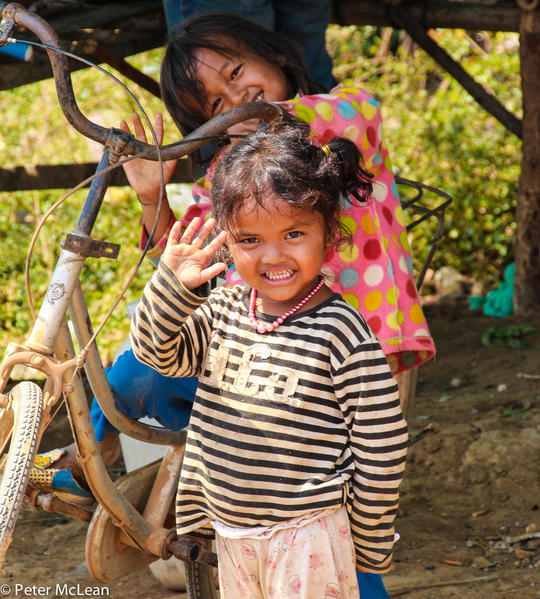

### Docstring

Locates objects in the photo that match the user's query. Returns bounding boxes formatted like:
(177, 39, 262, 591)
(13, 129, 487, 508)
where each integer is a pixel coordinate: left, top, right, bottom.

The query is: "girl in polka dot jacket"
(125, 11, 435, 379)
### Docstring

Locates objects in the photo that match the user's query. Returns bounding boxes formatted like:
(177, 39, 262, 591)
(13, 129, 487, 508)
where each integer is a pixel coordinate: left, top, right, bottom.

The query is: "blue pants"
(162, 0, 337, 91)
(90, 347, 197, 441)
(356, 571, 390, 598)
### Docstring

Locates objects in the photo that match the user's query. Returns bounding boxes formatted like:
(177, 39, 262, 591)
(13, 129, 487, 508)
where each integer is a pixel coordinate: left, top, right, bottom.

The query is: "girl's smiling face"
(193, 45, 289, 135)
(227, 195, 333, 315)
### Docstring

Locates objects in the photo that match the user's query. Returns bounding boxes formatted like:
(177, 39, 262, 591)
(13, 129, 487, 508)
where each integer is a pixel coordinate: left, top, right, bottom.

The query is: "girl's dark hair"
(160, 11, 324, 176)
(210, 115, 373, 248)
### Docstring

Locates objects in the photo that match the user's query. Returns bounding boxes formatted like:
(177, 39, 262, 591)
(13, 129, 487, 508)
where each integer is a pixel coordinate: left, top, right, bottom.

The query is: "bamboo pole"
(389, 7, 522, 139)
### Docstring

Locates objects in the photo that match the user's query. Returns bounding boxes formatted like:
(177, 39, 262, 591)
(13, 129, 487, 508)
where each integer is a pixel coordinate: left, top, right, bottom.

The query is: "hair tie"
(321, 144, 331, 156)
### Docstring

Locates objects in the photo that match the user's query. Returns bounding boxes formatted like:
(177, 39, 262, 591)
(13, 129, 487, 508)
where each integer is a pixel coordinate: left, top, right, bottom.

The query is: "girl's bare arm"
(120, 113, 177, 243)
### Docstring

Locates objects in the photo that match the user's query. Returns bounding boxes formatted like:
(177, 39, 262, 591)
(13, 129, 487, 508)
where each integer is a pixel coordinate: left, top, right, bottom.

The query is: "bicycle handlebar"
(0, 2, 283, 158)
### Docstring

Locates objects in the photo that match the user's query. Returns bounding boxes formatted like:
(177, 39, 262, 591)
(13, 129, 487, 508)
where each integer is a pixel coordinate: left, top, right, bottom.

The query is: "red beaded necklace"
(248, 276, 325, 334)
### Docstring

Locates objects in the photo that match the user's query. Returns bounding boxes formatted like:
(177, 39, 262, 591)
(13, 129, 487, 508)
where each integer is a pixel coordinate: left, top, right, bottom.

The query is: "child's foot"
(28, 433, 121, 506)
(45, 434, 121, 476)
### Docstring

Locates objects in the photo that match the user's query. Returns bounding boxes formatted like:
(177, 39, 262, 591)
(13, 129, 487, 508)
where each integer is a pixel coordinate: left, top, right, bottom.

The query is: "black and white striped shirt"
(131, 263, 408, 572)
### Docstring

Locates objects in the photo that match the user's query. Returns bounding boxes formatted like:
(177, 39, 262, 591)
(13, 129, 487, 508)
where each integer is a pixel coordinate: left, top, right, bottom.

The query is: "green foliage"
(0, 186, 156, 364)
(0, 28, 522, 360)
(327, 26, 521, 284)
(0, 51, 167, 363)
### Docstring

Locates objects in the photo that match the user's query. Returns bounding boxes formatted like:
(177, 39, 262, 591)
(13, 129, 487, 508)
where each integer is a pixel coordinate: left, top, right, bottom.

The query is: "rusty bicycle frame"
(0, 0, 283, 578)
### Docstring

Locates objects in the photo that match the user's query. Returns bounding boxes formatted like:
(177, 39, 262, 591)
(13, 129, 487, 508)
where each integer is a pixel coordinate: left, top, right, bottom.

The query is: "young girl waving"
(130, 119, 408, 598)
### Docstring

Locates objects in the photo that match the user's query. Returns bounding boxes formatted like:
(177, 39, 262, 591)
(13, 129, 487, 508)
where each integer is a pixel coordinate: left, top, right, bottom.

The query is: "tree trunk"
(515, 7, 540, 316)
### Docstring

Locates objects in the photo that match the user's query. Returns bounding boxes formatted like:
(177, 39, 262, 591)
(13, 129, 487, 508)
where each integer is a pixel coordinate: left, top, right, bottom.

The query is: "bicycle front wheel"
(0, 381, 43, 568)
(184, 541, 219, 599)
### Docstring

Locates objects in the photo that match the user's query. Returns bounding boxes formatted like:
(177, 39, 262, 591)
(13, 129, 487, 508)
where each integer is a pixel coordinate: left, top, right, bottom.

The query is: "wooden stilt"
(396, 367, 418, 422)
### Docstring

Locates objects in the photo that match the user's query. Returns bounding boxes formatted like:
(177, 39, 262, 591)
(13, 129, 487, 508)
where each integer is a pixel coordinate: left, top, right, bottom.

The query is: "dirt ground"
(2, 302, 539, 598)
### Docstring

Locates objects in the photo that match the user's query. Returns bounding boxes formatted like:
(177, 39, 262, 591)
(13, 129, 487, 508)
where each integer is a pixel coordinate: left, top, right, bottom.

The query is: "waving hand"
(163, 218, 228, 290)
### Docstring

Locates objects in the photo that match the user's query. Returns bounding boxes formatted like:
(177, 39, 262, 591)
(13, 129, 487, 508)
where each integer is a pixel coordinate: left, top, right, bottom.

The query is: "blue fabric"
(483, 263, 515, 318)
(162, 0, 336, 90)
(468, 263, 515, 318)
(273, 0, 336, 91)
(50, 469, 93, 500)
(90, 347, 197, 442)
(356, 571, 390, 599)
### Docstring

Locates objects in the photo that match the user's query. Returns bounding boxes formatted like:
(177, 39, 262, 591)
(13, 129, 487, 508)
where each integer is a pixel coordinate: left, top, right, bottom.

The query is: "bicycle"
(0, 2, 451, 596)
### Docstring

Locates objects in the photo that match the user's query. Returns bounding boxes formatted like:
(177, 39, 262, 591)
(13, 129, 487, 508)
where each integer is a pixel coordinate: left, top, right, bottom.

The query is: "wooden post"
(396, 367, 418, 422)
(514, 3, 540, 315)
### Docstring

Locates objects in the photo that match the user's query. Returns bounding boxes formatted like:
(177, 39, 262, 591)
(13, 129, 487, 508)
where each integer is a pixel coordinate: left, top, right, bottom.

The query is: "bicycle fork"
(0, 148, 169, 560)
(0, 142, 214, 570)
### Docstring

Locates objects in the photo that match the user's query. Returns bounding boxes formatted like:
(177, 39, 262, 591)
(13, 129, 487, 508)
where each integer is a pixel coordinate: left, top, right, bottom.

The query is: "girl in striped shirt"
(131, 117, 408, 598)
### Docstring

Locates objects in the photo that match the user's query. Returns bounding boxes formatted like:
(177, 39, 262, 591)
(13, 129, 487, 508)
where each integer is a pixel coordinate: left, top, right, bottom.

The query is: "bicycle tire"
(149, 547, 219, 595)
(184, 540, 219, 599)
(0, 381, 43, 568)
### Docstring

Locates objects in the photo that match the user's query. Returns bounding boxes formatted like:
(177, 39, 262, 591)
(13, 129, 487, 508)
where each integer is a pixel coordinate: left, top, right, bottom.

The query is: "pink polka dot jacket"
(142, 86, 435, 374)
